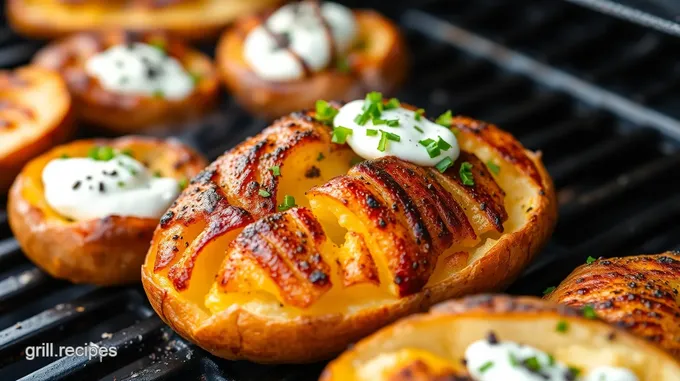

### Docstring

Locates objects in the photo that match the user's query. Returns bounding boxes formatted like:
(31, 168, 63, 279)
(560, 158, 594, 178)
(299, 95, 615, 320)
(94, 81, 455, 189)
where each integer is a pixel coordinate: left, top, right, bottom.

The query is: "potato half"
(216, 9, 408, 119)
(0, 66, 75, 195)
(320, 295, 680, 380)
(32, 31, 219, 134)
(142, 104, 557, 362)
(546, 252, 680, 360)
(7, 0, 280, 41)
(8, 136, 206, 285)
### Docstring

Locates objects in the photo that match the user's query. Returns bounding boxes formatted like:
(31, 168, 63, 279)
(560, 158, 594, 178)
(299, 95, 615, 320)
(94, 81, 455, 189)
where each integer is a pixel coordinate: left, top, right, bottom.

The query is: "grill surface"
(1, 0, 680, 380)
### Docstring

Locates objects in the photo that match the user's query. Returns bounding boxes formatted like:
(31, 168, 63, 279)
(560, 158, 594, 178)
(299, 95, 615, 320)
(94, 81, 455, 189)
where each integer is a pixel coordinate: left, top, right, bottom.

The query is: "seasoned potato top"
(144, 99, 555, 317)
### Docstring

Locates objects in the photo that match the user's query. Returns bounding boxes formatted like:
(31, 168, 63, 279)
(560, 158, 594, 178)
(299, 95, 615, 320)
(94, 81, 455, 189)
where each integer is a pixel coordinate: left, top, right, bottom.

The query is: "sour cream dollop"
(85, 42, 194, 100)
(243, 1, 357, 81)
(465, 338, 639, 381)
(42, 155, 180, 221)
(333, 99, 460, 167)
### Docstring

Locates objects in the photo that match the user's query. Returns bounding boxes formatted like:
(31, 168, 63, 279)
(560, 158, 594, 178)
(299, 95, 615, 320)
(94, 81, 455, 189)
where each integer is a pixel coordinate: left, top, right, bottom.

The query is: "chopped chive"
(314, 100, 339, 125)
(568, 366, 582, 378)
(278, 195, 296, 211)
(153, 170, 162, 178)
(435, 156, 454, 173)
(384, 98, 400, 109)
(60, 154, 70, 159)
(117, 181, 125, 188)
(543, 286, 556, 295)
(478, 361, 494, 373)
(120, 148, 134, 158)
(317, 152, 325, 161)
(152, 90, 164, 99)
(586, 256, 597, 264)
(582, 305, 597, 319)
(366, 129, 378, 136)
(382, 130, 400, 142)
(547, 354, 555, 366)
(556, 320, 569, 333)
(336, 57, 351, 73)
(435, 110, 453, 127)
(190, 72, 202, 85)
(509, 353, 519, 367)
(269, 166, 281, 177)
(459, 161, 474, 186)
(331, 126, 353, 144)
(523, 356, 541, 372)
(149, 39, 166, 54)
(366, 91, 382, 104)
(436, 136, 452, 150)
(486, 160, 501, 175)
(377, 131, 388, 152)
(414, 125, 424, 133)
(178, 177, 188, 190)
(354, 112, 371, 126)
(373, 118, 399, 127)
(258, 188, 271, 198)
(88, 146, 115, 161)
(419, 138, 440, 158)
(414, 108, 425, 121)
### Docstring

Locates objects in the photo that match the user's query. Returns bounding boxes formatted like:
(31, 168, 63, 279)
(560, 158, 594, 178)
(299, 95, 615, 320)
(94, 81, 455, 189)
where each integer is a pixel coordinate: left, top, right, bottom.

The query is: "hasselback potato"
(320, 295, 680, 380)
(142, 100, 557, 362)
(546, 252, 680, 360)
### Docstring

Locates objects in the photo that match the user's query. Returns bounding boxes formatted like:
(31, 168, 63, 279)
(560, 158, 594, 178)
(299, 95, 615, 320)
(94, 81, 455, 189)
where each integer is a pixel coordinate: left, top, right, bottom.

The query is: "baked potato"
(546, 252, 680, 360)
(8, 136, 206, 285)
(32, 31, 219, 134)
(142, 97, 557, 363)
(0, 66, 75, 194)
(217, 2, 408, 119)
(7, 0, 280, 41)
(320, 294, 680, 380)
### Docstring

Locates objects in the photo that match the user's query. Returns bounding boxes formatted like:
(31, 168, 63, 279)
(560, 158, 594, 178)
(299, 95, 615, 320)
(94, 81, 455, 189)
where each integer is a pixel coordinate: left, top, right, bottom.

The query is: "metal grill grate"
(1, 0, 680, 380)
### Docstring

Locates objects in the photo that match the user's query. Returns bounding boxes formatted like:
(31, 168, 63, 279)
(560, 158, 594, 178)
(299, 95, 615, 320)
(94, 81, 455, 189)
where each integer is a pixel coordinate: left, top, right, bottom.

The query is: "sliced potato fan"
(0, 66, 75, 194)
(320, 295, 680, 381)
(7, 0, 279, 40)
(142, 103, 557, 362)
(546, 252, 680, 360)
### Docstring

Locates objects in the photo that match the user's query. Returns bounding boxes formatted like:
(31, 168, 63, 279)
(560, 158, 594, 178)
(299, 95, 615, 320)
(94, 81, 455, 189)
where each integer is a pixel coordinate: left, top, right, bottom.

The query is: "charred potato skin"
(142, 110, 557, 363)
(216, 10, 408, 120)
(7, 0, 280, 41)
(32, 31, 219, 134)
(0, 67, 76, 194)
(8, 136, 207, 285)
(546, 253, 680, 359)
(320, 295, 680, 381)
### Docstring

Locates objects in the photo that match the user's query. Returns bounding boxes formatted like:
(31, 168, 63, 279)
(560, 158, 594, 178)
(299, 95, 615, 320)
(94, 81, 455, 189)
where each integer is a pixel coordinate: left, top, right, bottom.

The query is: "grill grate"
(1, 0, 680, 380)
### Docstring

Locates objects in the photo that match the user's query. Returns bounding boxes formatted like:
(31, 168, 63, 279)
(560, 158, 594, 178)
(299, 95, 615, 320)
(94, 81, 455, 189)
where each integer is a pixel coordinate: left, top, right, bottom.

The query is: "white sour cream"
(465, 338, 639, 381)
(85, 42, 194, 100)
(243, 1, 357, 81)
(42, 155, 180, 221)
(333, 100, 460, 167)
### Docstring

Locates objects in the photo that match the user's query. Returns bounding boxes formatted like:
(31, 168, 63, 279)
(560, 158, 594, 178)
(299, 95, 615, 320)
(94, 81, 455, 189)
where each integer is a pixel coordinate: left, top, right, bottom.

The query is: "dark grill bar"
(1, 0, 679, 380)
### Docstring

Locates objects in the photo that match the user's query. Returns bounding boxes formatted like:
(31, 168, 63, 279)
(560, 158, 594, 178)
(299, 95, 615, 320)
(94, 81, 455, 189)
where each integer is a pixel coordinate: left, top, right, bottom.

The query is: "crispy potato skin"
(7, 0, 280, 41)
(321, 295, 680, 381)
(216, 10, 408, 120)
(0, 67, 75, 194)
(32, 31, 219, 134)
(8, 137, 206, 285)
(142, 106, 557, 363)
(546, 253, 680, 359)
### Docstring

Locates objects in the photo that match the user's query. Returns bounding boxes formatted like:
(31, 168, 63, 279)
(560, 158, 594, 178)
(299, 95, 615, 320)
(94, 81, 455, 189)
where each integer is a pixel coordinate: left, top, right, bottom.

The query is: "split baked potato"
(32, 31, 219, 134)
(546, 252, 680, 360)
(217, 6, 408, 119)
(7, 0, 280, 41)
(320, 294, 680, 380)
(142, 100, 557, 363)
(0, 66, 75, 195)
(8, 136, 206, 285)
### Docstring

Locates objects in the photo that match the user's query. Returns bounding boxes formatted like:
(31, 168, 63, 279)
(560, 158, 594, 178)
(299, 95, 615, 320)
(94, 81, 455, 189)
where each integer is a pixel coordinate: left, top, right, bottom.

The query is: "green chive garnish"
(556, 320, 569, 333)
(414, 125, 424, 133)
(366, 129, 378, 136)
(278, 195, 296, 211)
(414, 108, 425, 121)
(190, 72, 202, 85)
(152, 90, 164, 99)
(459, 161, 474, 186)
(178, 177, 188, 190)
(582, 305, 597, 319)
(523, 356, 541, 371)
(487, 160, 501, 175)
(478, 361, 494, 373)
(60, 154, 70, 159)
(543, 286, 556, 295)
(153, 170, 162, 178)
(88, 146, 115, 161)
(331, 126, 353, 144)
(435, 157, 454, 173)
(586, 256, 597, 264)
(377, 131, 388, 152)
(269, 166, 281, 177)
(258, 188, 271, 198)
(149, 39, 166, 54)
(435, 110, 453, 126)
(419, 138, 440, 158)
(317, 152, 325, 161)
(384, 98, 400, 109)
(436, 136, 452, 150)
(314, 100, 339, 125)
